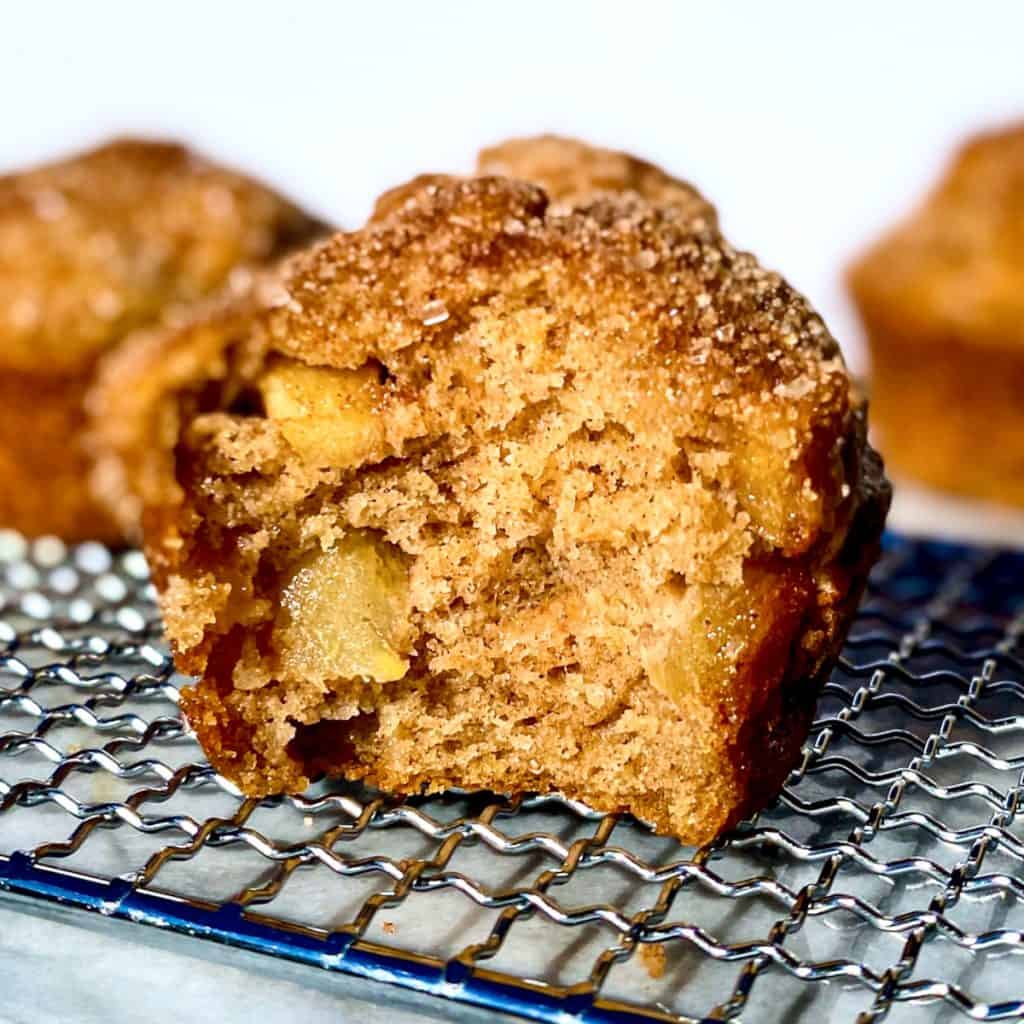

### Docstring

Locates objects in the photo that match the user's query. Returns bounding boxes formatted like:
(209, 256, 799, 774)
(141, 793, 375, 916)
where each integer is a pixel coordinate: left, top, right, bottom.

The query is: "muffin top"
(0, 138, 323, 372)
(850, 120, 1024, 351)
(93, 169, 860, 561)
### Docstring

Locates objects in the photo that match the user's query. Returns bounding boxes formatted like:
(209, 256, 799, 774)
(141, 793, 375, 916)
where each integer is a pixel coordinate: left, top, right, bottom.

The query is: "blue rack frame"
(0, 851, 665, 1023)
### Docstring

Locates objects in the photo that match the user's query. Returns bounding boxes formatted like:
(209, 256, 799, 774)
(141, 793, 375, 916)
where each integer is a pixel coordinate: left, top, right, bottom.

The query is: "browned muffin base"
(0, 367, 122, 542)
(868, 327, 1024, 507)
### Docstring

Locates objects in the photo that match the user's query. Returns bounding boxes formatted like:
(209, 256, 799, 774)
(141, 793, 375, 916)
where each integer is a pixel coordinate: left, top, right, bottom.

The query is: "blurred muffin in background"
(373, 134, 719, 227)
(476, 134, 719, 219)
(0, 138, 326, 543)
(848, 121, 1024, 507)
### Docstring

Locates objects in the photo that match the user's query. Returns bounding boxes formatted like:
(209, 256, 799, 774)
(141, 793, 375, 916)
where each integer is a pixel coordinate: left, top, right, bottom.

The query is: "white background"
(3, 0, 1023, 374)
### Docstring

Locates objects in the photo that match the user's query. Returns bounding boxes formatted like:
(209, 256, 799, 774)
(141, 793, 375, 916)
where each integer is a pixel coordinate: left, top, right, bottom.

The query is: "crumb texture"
(94, 137, 888, 841)
(640, 944, 667, 980)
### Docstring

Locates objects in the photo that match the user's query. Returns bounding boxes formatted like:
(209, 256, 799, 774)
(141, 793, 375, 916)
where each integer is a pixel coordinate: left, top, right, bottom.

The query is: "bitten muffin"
(0, 138, 325, 542)
(91, 141, 889, 842)
(849, 121, 1024, 506)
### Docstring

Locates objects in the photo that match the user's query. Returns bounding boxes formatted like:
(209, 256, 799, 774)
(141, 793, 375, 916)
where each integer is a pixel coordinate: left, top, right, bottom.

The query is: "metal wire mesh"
(1, 531, 1023, 1023)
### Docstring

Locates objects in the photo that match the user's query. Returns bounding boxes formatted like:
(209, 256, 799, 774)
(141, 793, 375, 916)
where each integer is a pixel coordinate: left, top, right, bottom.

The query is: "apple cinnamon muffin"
(91, 145, 888, 841)
(0, 138, 324, 542)
(849, 121, 1024, 506)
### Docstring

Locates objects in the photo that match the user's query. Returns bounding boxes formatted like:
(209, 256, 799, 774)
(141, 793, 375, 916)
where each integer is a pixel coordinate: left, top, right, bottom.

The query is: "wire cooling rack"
(1, 533, 1023, 1023)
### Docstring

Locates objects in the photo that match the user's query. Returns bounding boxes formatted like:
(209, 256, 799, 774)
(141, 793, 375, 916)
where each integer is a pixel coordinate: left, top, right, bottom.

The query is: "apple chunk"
(259, 358, 388, 467)
(278, 532, 410, 684)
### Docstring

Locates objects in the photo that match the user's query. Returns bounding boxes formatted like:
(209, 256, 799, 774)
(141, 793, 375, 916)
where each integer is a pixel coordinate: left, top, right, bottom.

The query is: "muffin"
(90, 141, 889, 842)
(0, 137, 325, 542)
(849, 120, 1024, 506)
(374, 134, 718, 223)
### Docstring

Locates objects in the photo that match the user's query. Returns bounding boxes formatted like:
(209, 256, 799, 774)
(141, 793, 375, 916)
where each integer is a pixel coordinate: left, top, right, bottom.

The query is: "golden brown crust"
(849, 121, 1024, 504)
(0, 138, 325, 540)
(93, 151, 888, 841)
